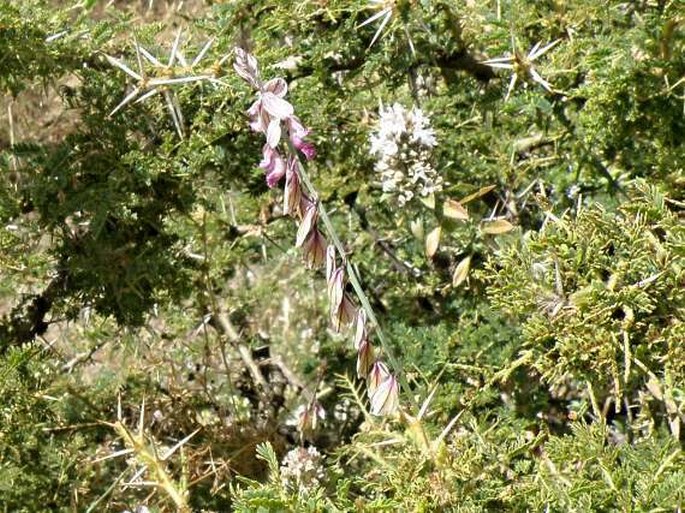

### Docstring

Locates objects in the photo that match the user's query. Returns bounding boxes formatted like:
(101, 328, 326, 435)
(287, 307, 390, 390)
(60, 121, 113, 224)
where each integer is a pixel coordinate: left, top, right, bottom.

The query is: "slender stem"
(290, 147, 418, 412)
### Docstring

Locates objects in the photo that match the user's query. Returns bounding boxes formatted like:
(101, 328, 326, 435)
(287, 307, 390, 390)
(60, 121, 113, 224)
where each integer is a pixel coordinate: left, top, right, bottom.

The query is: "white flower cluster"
(369, 103, 442, 206)
(280, 446, 326, 494)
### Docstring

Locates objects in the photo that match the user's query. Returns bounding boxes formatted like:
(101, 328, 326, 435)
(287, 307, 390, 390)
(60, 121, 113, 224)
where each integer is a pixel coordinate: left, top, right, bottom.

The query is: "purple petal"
(287, 116, 309, 138)
(263, 78, 288, 97)
(261, 92, 294, 119)
(266, 118, 282, 148)
(248, 101, 269, 133)
(265, 155, 286, 187)
(298, 141, 317, 160)
(259, 144, 276, 169)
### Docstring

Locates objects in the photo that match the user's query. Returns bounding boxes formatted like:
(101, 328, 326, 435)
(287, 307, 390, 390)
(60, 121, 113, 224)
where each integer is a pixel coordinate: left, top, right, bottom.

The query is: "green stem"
(290, 147, 418, 412)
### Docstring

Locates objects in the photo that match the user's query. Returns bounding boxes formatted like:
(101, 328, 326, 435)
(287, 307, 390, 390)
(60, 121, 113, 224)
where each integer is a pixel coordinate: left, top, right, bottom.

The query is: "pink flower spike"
(370, 375, 400, 417)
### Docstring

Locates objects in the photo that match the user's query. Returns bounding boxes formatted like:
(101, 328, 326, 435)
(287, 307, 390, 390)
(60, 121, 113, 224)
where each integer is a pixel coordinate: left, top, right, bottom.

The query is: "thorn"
(192, 37, 215, 67)
(104, 54, 142, 81)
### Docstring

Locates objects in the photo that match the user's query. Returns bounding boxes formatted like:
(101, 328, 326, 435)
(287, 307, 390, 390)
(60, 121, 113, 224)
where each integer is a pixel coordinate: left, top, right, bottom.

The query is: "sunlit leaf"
(443, 199, 469, 220)
(420, 193, 436, 210)
(452, 255, 471, 287)
(425, 226, 441, 257)
(460, 185, 496, 204)
(481, 219, 514, 234)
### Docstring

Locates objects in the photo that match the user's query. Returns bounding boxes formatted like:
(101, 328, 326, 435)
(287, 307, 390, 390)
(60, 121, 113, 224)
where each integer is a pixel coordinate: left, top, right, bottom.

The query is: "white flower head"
(280, 446, 326, 494)
(369, 103, 441, 206)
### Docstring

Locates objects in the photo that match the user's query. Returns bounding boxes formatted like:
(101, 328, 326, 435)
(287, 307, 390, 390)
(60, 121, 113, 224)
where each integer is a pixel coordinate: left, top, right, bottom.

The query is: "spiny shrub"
(485, 185, 685, 434)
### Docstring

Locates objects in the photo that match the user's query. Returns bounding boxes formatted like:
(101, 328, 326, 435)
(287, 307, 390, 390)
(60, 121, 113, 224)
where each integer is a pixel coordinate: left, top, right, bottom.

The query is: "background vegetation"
(0, 0, 683, 511)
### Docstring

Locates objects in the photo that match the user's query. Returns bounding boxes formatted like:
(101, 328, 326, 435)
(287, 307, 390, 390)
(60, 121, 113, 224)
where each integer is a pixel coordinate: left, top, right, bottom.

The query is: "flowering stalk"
(234, 48, 416, 416)
(291, 148, 415, 410)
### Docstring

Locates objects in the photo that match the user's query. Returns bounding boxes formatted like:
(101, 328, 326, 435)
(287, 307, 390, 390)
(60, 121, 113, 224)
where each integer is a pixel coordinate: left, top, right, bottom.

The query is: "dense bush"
(0, 0, 683, 511)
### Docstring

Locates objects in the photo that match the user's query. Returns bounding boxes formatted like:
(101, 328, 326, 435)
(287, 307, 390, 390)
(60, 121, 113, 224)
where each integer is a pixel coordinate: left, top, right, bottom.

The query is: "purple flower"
(287, 116, 317, 160)
(298, 141, 317, 161)
(260, 145, 286, 188)
(247, 78, 294, 148)
(235, 48, 317, 186)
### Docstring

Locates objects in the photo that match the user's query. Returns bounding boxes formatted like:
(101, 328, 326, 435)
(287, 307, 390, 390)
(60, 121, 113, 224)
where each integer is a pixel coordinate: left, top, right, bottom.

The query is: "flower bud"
(233, 47, 260, 89)
(367, 361, 390, 398)
(331, 293, 355, 332)
(370, 375, 399, 416)
(283, 157, 302, 217)
(296, 202, 318, 248)
(353, 309, 367, 348)
(326, 246, 336, 284)
(302, 229, 326, 269)
(356, 338, 374, 379)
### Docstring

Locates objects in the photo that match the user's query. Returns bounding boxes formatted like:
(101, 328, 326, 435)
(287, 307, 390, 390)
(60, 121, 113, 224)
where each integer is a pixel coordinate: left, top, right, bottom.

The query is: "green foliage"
(0, 346, 118, 512)
(484, 185, 685, 427)
(0, 0, 683, 511)
(516, 422, 685, 511)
